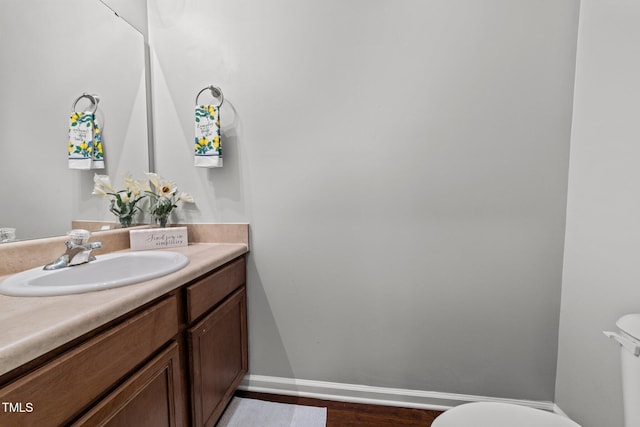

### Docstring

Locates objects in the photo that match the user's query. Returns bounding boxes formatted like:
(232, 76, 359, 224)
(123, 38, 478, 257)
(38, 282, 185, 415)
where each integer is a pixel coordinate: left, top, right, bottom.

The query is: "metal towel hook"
(195, 85, 224, 108)
(72, 93, 99, 114)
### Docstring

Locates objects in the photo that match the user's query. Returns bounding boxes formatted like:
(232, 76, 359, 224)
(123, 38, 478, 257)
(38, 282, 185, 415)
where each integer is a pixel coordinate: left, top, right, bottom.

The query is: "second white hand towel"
(68, 111, 104, 169)
(194, 105, 222, 168)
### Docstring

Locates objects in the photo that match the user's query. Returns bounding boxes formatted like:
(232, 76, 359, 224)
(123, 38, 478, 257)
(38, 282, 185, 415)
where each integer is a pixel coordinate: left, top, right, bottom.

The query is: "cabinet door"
(188, 287, 247, 427)
(72, 341, 187, 427)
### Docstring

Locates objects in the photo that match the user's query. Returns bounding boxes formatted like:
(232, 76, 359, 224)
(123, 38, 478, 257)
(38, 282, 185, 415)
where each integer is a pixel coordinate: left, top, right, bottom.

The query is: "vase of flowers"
(92, 173, 145, 228)
(145, 173, 194, 228)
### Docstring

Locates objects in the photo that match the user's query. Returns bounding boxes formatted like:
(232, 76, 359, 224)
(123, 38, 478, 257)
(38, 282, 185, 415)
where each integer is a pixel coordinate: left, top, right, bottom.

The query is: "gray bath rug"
(216, 397, 327, 427)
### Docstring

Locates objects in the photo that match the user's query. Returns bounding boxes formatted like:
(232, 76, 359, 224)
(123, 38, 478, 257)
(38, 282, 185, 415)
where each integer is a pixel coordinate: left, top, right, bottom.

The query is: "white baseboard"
(238, 374, 557, 413)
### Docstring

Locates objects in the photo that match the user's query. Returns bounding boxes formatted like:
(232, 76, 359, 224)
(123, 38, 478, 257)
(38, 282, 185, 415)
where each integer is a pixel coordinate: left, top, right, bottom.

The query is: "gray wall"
(556, 1, 640, 426)
(149, 0, 580, 404)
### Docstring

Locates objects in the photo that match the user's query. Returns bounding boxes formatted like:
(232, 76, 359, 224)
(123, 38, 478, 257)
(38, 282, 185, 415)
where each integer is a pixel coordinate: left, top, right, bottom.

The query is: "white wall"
(556, 1, 640, 426)
(149, 0, 579, 403)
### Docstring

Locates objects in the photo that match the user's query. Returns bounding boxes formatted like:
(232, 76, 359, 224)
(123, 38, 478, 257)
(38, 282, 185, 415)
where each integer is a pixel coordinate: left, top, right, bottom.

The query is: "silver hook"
(72, 93, 99, 114)
(195, 85, 224, 108)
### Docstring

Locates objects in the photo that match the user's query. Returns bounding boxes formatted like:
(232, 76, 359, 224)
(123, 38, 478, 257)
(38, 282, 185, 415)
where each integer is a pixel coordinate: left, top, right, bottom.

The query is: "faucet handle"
(67, 229, 91, 245)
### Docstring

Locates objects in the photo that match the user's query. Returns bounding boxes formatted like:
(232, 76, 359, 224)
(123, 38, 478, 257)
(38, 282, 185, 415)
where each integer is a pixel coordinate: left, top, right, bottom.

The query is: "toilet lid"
(432, 402, 581, 427)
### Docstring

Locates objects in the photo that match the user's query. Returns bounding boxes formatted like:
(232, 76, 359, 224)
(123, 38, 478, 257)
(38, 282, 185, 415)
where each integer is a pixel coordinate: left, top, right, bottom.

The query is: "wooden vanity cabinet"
(186, 257, 248, 427)
(0, 254, 248, 427)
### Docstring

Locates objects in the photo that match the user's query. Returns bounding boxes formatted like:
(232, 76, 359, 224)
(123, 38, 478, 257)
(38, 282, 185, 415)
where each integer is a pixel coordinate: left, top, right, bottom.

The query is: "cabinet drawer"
(186, 256, 245, 323)
(0, 296, 179, 427)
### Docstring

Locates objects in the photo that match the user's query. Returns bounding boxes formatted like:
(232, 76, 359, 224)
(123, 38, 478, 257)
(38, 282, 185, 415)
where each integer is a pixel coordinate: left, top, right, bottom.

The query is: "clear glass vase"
(118, 215, 133, 228)
(154, 214, 170, 228)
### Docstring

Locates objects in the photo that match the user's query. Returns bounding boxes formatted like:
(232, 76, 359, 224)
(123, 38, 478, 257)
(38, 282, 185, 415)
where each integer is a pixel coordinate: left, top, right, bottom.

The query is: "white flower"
(145, 172, 177, 197)
(159, 182, 177, 197)
(92, 174, 115, 196)
(177, 192, 195, 203)
(134, 180, 147, 197)
(123, 173, 145, 197)
(123, 173, 135, 192)
(145, 172, 160, 191)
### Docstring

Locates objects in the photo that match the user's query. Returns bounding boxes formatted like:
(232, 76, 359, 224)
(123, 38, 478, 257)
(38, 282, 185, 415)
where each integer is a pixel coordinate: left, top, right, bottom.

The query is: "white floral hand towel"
(194, 105, 222, 168)
(68, 111, 104, 170)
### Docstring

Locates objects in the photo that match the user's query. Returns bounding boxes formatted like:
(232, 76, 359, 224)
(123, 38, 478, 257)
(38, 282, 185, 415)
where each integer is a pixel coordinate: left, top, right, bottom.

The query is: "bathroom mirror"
(0, 0, 151, 241)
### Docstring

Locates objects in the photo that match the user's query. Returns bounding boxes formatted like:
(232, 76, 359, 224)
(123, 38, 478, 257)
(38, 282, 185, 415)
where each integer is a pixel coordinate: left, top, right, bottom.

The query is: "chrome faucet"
(44, 230, 103, 270)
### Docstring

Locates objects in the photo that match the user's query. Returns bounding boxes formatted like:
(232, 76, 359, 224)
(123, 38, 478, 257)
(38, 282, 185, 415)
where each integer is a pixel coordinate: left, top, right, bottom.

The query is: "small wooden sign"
(129, 227, 188, 250)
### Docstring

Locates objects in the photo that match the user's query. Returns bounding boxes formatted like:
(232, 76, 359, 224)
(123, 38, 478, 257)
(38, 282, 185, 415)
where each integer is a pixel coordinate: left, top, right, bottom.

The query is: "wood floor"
(235, 391, 444, 427)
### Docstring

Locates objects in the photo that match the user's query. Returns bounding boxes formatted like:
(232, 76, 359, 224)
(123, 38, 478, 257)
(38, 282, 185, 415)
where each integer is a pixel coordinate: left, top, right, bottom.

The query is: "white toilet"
(435, 312, 640, 427)
(432, 401, 580, 427)
(604, 313, 640, 427)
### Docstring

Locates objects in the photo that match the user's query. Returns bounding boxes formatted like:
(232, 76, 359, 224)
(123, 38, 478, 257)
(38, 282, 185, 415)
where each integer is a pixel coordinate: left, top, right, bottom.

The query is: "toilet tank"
(610, 314, 640, 427)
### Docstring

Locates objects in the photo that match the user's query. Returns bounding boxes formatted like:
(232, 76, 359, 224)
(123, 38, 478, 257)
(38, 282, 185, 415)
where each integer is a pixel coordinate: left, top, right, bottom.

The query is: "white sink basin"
(0, 251, 189, 297)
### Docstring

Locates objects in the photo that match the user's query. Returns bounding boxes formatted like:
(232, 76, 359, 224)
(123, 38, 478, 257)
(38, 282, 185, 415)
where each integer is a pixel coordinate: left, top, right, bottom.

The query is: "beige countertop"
(0, 242, 248, 377)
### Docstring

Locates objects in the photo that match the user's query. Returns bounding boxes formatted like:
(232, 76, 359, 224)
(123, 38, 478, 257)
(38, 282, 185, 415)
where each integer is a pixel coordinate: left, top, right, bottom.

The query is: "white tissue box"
(129, 227, 188, 250)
